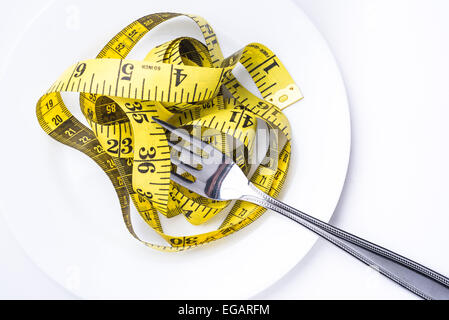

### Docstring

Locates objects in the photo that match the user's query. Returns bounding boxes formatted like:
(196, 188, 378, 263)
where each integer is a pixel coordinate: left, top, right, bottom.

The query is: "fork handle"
(242, 183, 449, 300)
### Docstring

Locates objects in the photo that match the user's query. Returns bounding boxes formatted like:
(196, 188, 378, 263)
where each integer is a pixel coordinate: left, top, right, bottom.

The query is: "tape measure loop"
(36, 12, 301, 251)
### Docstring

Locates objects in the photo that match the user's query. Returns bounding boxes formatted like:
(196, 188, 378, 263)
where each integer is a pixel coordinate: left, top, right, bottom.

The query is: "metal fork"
(153, 117, 449, 300)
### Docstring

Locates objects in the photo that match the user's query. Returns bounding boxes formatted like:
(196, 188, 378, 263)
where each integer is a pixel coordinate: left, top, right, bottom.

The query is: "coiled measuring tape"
(36, 12, 303, 251)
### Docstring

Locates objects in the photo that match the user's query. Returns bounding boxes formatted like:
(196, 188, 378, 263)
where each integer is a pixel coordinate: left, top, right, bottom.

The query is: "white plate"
(0, 0, 350, 299)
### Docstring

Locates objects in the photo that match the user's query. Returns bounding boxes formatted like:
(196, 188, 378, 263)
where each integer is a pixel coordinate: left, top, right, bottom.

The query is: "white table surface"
(2, 0, 449, 299)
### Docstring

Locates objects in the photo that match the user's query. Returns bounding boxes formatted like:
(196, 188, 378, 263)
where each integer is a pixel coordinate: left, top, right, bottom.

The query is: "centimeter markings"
(48, 116, 128, 196)
(36, 12, 298, 251)
(63, 64, 219, 104)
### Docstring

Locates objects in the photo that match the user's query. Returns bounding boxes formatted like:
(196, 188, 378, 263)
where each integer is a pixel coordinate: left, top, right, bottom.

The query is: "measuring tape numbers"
(36, 12, 303, 251)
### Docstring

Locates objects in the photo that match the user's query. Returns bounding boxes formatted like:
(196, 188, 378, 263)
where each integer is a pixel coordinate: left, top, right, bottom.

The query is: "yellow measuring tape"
(36, 12, 303, 251)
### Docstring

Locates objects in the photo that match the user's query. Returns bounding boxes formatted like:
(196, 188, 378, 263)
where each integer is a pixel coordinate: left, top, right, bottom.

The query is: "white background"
(1, 0, 449, 299)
